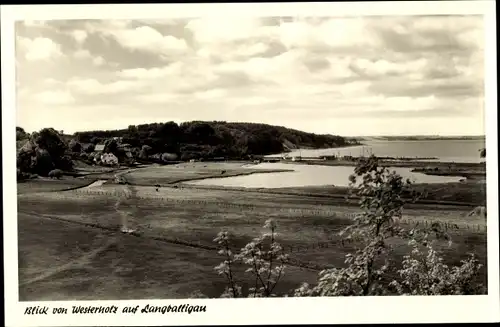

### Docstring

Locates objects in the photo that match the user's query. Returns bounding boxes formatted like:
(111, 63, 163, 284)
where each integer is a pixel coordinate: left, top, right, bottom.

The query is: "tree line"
(16, 122, 358, 178)
(73, 121, 358, 161)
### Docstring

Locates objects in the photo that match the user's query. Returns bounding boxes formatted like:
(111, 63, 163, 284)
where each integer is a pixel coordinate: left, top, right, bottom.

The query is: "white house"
(101, 153, 119, 166)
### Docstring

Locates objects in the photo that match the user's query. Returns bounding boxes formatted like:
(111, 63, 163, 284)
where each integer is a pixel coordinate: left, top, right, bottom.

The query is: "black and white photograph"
(2, 1, 499, 326)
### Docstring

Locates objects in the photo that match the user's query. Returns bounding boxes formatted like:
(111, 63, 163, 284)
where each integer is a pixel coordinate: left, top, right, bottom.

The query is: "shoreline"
(18, 157, 486, 207)
(277, 158, 485, 168)
(166, 168, 295, 185)
(81, 158, 486, 188)
(272, 159, 485, 178)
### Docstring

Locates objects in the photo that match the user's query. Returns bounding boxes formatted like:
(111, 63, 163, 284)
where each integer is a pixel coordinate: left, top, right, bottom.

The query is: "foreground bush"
(389, 239, 484, 295)
(210, 156, 485, 297)
(214, 218, 288, 298)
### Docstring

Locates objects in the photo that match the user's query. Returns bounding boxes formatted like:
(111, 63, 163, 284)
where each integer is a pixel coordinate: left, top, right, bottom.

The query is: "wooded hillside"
(73, 121, 358, 160)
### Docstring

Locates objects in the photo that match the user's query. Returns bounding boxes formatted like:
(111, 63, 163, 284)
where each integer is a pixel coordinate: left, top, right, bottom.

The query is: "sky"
(15, 15, 485, 136)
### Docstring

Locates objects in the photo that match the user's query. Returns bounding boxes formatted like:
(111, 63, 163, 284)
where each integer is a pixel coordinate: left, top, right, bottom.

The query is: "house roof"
(95, 144, 105, 151)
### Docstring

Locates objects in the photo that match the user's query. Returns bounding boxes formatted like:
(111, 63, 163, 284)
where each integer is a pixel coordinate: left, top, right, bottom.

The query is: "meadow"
(123, 162, 293, 185)
(17, 162, 487, 300)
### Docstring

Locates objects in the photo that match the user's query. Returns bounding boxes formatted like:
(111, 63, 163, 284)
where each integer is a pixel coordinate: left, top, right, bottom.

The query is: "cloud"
(367, 15, 483, 56)
(276, 17, 381, 51)
(93, 56, 105, 66)
(116, 59, 221, 95)
(96, 24, 189, 56)
(15, 16, 486, 136)
(184, 17, 281, 62)
(193, 88, 227, 100)
(22, 20, 49, 28)
(117, 63, 182, 79)
(350, 57, 428, 79)
(186, 17, 266, 44)
(17, 36, 63, 61)
(67, 78, 146, 95)
(33, 90, 75, 105)
(43, 78, 60, 86)
(71, 49, 105, 66)
(135, 93, 183, 104)
(117, 26, 188, 52)
(74, 49, 92, 59)
(71, 29, 88, 45)
(226, 42, 270, 58)
(368, 74, 483, 98)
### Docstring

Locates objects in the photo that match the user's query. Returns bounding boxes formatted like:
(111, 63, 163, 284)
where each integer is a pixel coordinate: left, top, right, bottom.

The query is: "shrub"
(115, 176, 127, 184)
(17, 144, 34, 172)
(104, 139, 118, 154)
(32, 148, 55, 176)
(54, 155, 74, 172)
(16, 128, 73, 176)
(139, 145, 152, 159)
(161, 152, 178, 162)
(389, 239, 484, 295)
(34, 128, 67, 159)
(83, 143, 95, 153)
(48, 169, 63, 179)
(69, 139, 82, 153)
(17, 168, 32, 181)
(16, 127, 28, 141)
(213, 219, 288, 298)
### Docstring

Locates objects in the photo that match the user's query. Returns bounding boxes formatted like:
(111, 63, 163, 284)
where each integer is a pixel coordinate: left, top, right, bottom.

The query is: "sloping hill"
(70, 121, 358, 159)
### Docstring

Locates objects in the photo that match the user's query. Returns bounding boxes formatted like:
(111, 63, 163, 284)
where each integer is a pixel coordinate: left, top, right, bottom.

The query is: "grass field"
(17, 178, 96, 194)
(17, 163, 488, 300)
(273, 181, 487, 206)
(18, 212, 320, 300)
(123, 162, 292, 185)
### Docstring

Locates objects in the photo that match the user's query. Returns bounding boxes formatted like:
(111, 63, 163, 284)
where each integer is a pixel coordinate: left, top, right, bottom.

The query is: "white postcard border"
(2, 2, 499, 326)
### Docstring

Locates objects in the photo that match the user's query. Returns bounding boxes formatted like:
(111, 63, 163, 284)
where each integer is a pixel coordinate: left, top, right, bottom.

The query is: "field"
(17, 162, 487, 300)
(273, 181, 487, 207)
(123, 162, 293, 185)
(17, 178, 96, 194)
